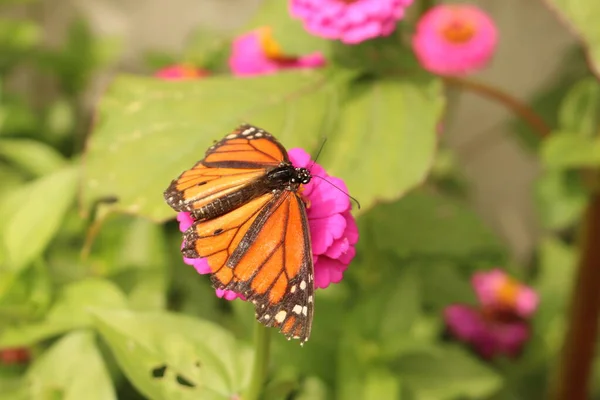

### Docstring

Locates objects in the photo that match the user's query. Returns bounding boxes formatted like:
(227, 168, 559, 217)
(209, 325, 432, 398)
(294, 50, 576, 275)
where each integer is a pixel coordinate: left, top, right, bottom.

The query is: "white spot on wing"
(308, 295, 313, 303)
(255, 132, 263, 137)
(275, 310, 287, 323)
(290, 285, 296, 293)
(293, 305, 302, 314)
(300, 280, 307, 290)
(263, 314, 270, 320)
(226, 133, 237, 139)
(241, 127, 255, 136)
(302, 306, 307, 316)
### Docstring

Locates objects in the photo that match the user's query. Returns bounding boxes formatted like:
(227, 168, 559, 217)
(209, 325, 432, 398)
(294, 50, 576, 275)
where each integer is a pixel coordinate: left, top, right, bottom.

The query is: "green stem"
(244, 322, 271, 400)
(552, 191, 600, 400)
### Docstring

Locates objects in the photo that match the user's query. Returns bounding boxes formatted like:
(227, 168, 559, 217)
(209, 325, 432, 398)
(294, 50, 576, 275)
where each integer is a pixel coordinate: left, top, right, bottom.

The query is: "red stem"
(443, 76, 551, 139)
(553, 191, 600, 399)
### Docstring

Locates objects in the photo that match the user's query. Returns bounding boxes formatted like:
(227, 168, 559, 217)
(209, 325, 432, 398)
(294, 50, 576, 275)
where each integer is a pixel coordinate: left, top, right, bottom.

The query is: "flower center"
(495, 277, 521, 309)
(179, 64, 208, 78)
(440, 17, 476, 43)
(258, 27, 298, 63)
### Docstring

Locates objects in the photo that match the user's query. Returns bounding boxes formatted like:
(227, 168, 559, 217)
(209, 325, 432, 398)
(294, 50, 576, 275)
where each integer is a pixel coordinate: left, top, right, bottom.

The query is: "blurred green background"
(1, 0, 600, 399)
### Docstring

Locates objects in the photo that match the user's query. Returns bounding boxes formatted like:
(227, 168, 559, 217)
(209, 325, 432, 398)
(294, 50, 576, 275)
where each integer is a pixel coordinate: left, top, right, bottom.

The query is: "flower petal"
(314, 255, 348, 289)
(412, 4, 498, 76)
(290, 0, 413, 45)
(216, 288, 245, 301)
(310, 214, 347, 255)
(177, 212, 194, 232)
(183, 254, 212, 275)
(444, 304, 486, 342)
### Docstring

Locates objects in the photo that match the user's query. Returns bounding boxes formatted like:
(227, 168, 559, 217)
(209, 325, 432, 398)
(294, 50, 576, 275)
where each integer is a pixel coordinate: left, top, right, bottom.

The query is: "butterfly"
(164, 124, 315, 343)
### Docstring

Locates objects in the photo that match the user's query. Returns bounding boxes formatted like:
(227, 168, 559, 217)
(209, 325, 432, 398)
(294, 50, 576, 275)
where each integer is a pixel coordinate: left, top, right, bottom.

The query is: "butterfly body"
(192, 163, 311, 221)
(164, 124, 315, 343)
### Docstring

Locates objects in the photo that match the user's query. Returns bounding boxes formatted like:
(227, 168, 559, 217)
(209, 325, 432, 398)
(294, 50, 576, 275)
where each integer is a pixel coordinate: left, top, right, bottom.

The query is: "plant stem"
(553, 191, 600, 400)
(443, 76, 551, 139)
(244, 322, 271, 400)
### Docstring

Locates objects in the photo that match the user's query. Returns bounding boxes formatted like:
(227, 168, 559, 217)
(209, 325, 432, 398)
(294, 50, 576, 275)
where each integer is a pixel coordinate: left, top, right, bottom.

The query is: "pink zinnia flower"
(229, 27, 325, 76)
(472, 269, 538, 318)
(177, 148, 358, 299)
(155, 64, 210, 80)
(444, 305, 530, 359)
(444, 269, 538, 359)
(412, 4, 498, 76)
(288, 148, 358, 289)
(290, 0, 413, 45)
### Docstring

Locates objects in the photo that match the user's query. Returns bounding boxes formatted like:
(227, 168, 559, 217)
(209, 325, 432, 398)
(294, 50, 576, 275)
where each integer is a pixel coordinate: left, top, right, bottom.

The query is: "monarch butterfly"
(164, 124, 316, 343)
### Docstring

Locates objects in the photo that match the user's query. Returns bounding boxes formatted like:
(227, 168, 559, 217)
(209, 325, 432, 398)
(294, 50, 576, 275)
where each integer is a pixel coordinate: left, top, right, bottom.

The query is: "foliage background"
(1, 0, 599, 399)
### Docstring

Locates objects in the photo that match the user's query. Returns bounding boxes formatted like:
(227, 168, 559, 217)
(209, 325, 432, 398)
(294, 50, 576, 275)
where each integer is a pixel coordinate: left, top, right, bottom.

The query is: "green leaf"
(544, 0, 600, 78)
(0, 259, 52, 320)
(558, 77, 600, 137)
(364, 369, 401, 400)
(0, 138, 66, 177)
(541, 132, 600, 168)
(0, 375, 28, 400)
(0, 278, 128, 347)
(359, 190, 505, 259)
(82, 71, 345, 221)
(533, 237, 577, 336)
(393, 346, 503, 399)
(320, 77, 443, 210)
(0, 19, 40, 55)
(420, 261, 477, 312)
(26, 330, 116, 400)
(380, 267, 421, 343)
(93, 310, 252, 400)
(102, 216, 169, 311)
(0, 165, 78, 272)
(295, 377, 329, 400)
(535, 170, 587, 230)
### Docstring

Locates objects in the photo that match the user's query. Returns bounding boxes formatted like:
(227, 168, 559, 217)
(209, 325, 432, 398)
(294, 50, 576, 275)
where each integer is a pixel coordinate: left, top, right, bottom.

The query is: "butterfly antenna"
(308, 138, 328, 172)
(312, 175, 361, 210)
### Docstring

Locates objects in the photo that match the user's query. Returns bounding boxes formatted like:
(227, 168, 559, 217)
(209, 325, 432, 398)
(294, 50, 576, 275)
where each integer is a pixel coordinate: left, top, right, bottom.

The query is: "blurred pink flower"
(445, 305, 530, 359)
(155, 64, 210, 80)
(444, 269, 538, 359)
(472, 269, 538, 318)
(177, 148, 358, 299)
(229, 27, 325, 76)
(290, 0, 413, 44)
(412, 4, 498, 76)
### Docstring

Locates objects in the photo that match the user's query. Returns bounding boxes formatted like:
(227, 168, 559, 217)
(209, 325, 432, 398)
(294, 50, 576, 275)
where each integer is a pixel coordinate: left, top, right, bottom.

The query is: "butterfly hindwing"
(220, 191, 313, 342)
(183, 190, 314, 342)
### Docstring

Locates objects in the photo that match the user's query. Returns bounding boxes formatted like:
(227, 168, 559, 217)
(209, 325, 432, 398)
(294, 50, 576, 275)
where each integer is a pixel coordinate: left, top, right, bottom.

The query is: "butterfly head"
(293, 167, 312, 185)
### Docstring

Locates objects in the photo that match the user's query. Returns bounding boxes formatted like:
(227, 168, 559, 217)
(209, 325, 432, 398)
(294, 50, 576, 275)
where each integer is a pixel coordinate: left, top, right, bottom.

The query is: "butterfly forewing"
(165, 123, 315, 343)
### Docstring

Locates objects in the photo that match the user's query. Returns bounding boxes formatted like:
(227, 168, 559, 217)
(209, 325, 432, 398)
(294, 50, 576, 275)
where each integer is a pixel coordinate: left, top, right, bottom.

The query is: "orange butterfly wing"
(183, 191, 314, 342)
(165, 124, 315, 343)
(164, 124, 287, 217)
